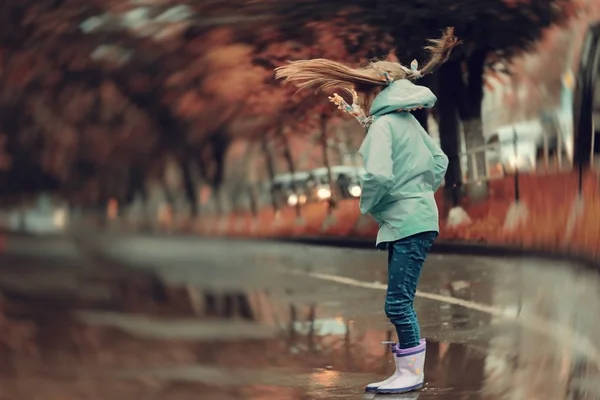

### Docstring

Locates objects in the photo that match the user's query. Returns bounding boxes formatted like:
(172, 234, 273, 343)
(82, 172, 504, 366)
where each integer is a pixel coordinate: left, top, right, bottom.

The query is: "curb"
(266, 236, 600, 270)
(81, 229, 600, 270)
(5, 229, 598, 271)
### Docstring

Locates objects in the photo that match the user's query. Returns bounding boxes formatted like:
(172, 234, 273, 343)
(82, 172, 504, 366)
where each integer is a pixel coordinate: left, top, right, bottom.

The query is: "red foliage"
(196, 171, 600, 260)
(246, 14, 393, 136)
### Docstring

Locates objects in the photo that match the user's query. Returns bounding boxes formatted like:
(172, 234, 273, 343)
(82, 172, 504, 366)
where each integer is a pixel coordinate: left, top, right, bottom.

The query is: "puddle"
(1, 250, 600, 399)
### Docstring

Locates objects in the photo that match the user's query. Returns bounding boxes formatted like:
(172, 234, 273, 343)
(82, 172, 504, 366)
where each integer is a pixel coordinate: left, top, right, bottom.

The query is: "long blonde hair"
(275, 27, 459, 110)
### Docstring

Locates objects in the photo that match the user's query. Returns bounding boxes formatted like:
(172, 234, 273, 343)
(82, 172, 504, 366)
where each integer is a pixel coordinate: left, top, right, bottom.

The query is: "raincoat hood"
(369, 79, 437, 117)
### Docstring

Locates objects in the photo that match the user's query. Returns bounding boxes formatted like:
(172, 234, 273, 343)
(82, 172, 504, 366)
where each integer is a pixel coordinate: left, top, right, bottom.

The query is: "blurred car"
(271, 172, 311, 207)
(4, 195, 69, 235)
(306, 165, 365, 202)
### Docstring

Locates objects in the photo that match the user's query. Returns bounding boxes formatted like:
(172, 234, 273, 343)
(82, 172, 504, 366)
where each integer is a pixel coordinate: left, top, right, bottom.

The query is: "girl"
(275, 28, 458, 394)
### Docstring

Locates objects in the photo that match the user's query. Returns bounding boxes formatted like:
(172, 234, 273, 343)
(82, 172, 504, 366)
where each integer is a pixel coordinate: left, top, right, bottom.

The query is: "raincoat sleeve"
(418, 129, 448, 191)
(358, 120, 395, 215)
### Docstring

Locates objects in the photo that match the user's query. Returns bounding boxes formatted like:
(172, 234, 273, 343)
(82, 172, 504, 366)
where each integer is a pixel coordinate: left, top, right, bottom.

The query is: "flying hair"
(274, 27, 460, 127)
(275, 27, 459, 93)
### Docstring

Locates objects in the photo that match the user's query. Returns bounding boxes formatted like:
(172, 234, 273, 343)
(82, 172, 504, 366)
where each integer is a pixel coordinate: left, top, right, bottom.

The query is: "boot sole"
(375, 383, 423, 394)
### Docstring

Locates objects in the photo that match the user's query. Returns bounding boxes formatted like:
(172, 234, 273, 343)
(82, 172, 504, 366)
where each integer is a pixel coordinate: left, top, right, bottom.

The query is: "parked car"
(306, 165, 365, 202)
(3, 195, 69, 235)
(271, 172, 311, 207)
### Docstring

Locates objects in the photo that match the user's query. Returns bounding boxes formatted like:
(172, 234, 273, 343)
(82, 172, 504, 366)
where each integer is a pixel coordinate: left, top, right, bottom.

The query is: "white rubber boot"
(364, 341, 400, 393)
(375, 339, 426, 394)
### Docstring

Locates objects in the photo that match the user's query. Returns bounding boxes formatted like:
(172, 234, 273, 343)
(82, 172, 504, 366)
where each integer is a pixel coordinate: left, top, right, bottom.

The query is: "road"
(0, 233, 599, 399)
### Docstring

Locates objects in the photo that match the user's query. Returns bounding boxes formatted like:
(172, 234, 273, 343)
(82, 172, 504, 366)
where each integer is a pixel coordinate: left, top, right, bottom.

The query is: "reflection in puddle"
(1, 264, 600, 400)
(293, 316, 347, 336)
(368, 393, 421, 400)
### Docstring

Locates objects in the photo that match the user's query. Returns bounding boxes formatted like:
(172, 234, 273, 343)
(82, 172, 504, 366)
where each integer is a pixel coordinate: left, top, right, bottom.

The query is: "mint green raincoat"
(358, 79, 449, 247)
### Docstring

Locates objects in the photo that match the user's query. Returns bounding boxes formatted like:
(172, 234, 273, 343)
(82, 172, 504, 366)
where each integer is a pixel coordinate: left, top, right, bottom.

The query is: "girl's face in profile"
(357, 87, 383, 115)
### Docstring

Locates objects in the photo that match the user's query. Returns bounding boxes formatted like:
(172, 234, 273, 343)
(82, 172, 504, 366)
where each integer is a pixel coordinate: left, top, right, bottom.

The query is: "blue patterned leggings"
(384, 231, 437, 349)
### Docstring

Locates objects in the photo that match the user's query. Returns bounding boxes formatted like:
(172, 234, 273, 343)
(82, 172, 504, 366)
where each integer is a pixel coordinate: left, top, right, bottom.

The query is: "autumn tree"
(0, 0, 159, 201)
(262, 0, 580, 202)
(77, 5, 267, 215)
(0, 0, 159, 202)
(0, 0, 267, 216)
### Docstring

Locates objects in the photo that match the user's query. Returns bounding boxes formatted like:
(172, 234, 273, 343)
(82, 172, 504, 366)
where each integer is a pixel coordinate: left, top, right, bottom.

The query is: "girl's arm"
(417, 128, 448, 191)
(358, 119, 395, 215)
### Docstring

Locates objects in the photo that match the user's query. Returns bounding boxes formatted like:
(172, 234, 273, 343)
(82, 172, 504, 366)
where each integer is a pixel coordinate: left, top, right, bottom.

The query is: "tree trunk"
(261, 133, 279, 212)
(97, 177, 109, 226)
(212, 185, 223, 216)
(463, 118, 489, 200)
(229, 141, 257, 211)
(463, 119, 486, 178)
(460, 50, 488, 199)
(205, 133, 229, 216)
(279, 125, 302, 218)
(320, 114, 336, 213)
(126, 166, 150, 227)
(248, 184, 258, 217)
(180, 157, 198, 217)
(126, 166, 145, 202)
(163, 183, 176, 208)
(335, 128, 351, 165)
(437, 62, 463, 207)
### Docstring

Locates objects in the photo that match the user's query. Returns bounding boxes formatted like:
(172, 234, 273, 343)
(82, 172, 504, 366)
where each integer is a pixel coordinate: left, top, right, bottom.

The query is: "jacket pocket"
(371, 212, 383, 225)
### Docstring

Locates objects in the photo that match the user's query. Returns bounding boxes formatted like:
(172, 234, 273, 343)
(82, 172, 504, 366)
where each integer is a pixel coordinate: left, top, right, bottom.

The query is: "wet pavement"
(1, 234, 600, 399)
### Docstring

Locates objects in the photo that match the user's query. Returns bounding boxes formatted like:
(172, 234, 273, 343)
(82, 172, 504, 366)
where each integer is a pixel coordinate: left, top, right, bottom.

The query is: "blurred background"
(2, 0, 600, 399)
